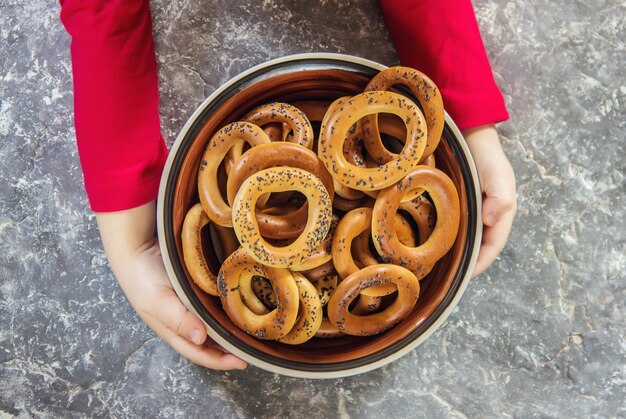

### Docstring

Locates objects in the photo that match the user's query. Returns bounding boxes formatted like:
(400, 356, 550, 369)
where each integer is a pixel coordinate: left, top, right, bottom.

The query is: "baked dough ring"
(181, 203, 219, 296)
(239, 274, 272, 316)
(399, 195, 437, 279)
(289, 215, 338, 271)
(218, 248, 299, 340)
(332, 195, 365, 212)
(198, 121, 270, 227)
(318, 91, 427, 191)
(251, 276, 277, 311)
(232, 167, 333, 268)
(277, 273, 323, 344)
(372, 166, 460, 272)
(315, 318, 345, 339)
(363, 66, 444, 164)
(302, 260, 337, 307)
(334, 208, 416, 297)
(243, 102, 315, 150)
(327, 264, 420, 336)
(352, 213, 417, 269)
(224, 102, 316, 173)
(353, 295, 382, 315)
(226, 142, 334, 240)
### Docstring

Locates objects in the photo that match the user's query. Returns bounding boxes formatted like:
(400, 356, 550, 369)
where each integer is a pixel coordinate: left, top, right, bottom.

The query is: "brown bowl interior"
(170, 69, 468, 364)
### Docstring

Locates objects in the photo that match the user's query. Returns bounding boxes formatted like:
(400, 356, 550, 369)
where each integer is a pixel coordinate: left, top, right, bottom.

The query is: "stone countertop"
(0, 0, 624, 417)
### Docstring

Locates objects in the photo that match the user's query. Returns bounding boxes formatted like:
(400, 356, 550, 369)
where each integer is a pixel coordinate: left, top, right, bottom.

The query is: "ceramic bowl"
(157, 53, 482, 378)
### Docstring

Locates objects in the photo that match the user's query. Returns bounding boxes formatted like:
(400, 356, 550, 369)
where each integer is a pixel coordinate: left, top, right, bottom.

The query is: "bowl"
(157, 53, 482, 378)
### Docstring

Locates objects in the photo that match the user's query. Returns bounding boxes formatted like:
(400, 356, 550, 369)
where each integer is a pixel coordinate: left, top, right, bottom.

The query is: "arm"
(60, 0, 245, 369)
(379, 0, 517, 276)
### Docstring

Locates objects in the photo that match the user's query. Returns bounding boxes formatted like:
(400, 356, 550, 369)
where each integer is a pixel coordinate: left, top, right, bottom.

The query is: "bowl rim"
(157, 52, 483, 379)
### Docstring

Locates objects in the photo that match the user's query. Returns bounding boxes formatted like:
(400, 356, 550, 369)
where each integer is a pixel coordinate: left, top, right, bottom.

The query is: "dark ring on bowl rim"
(157, 53, 482, 379)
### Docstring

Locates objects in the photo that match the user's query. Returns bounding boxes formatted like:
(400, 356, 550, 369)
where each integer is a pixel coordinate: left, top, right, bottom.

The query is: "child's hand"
(95, 202, 247, 370)
(463, 124, 517, 277)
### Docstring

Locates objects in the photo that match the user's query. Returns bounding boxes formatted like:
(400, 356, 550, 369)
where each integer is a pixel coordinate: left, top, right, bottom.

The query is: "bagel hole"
(250, 275, 277, 310)
(367, 236, 384, 263)
(378, 113, 406, 154)
(217, 161, 230, 203)
(310, 121, 322, 152)
(266, 236, 297, 248)
(341, 122, 367, 167)
(201, 224, 222, 274)
(397, 209, 423, 244)
(379, 291, 398, 310)
(420, 192, 438, 231)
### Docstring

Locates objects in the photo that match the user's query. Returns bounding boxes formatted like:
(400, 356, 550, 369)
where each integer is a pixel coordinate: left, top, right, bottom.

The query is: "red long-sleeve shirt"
(60, 0, 508, 212)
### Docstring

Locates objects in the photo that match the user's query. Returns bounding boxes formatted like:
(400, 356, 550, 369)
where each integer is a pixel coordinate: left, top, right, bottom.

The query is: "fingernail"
(191, 329, 203, 345)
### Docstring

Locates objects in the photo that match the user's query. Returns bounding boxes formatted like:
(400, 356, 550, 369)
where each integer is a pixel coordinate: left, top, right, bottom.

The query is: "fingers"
(482, 194, 516, 227)
(158, 325, 248, 370)
(143, 291, 209, 346)
(473, 206, 515, 277)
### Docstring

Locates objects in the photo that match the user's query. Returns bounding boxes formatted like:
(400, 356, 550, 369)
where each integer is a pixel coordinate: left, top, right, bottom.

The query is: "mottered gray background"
(1, 0, 624, 417)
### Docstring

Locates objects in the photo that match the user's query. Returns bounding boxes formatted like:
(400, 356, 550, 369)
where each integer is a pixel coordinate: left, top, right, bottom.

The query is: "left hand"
(96, 201, 247, 370)
(463, 124, 517, 277)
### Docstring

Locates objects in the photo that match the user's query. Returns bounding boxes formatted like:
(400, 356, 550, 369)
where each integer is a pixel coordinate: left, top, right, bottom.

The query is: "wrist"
(462, 124, 504, 157)
(95, 201, 158, 267)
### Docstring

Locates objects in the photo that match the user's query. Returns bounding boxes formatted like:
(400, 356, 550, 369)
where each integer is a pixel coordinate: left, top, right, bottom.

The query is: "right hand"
(96, 201, 247, 370)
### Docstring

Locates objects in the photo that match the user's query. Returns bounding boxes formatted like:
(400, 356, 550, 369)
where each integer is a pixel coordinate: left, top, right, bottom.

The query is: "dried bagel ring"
(232, 167, 332, 268)
(251, 276, 278, 311)
(301, 258, 333, 281)
(315, 318, 345, 339)
(302, 260, 337, 307)
(291, 100, 331, 122)
(363, 66, 444, 164)
(292, 99, 365, 168)
(332, 207, 373, 280)
(198, 121, 270, 227)
(239, 274, 271, 316)
(277, 273, 323, 345)
(263, 123, 289, 142)
(225, 102, 316, 173)
(290, 215, 338, 271)
(324, 97, 367, 199)
(359, 114, 435, 201)
(312, 273, 338, 307)
(318, 91, 427, 191)
(333, 195, 365, 212)
(353, 295, 382, 315)
(334, 208, 416, 297)
(181, 203, 219, 296)
(372, 166, 460, 272)
(218, 248, 299, 340)
(327, 264, 420, 336)
(398, 195, 437, 280)
(226, 142, 334, 240)
(352, 213, 417, 269)
(243, 102, 315, 149)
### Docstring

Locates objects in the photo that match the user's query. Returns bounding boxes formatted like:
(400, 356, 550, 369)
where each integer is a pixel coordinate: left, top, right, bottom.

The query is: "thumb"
(482, 195, 514, 227)
(155, 292, 209, 345)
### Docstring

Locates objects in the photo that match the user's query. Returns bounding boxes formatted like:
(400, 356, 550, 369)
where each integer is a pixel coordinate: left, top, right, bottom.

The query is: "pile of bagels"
(182, 66, 460, 344)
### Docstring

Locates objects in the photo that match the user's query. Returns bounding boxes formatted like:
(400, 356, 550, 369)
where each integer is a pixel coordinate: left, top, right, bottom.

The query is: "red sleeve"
(60, 0, 168, 212)
(378, 0, 509, 130)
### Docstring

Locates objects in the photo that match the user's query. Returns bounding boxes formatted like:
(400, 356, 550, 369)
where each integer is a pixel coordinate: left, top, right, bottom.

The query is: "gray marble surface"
(1, 0, 624, 417)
